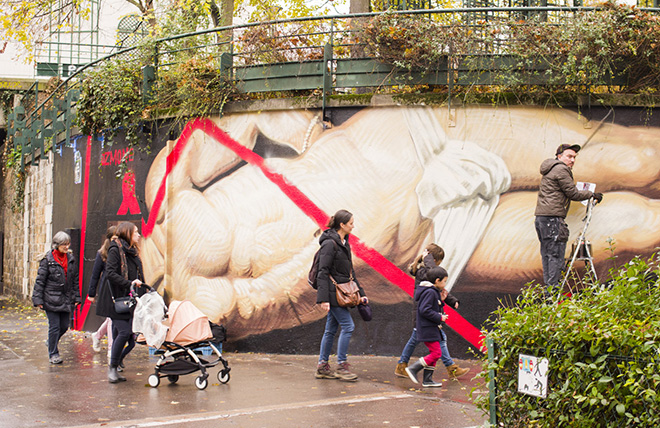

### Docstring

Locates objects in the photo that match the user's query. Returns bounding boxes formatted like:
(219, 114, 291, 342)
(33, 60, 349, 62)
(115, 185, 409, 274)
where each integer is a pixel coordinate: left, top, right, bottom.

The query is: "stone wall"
(1, 152, 53, 300)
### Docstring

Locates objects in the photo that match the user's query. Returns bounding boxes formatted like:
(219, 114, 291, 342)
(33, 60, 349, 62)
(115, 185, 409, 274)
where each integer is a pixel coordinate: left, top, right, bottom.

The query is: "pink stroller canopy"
(165, 300, 213, 346)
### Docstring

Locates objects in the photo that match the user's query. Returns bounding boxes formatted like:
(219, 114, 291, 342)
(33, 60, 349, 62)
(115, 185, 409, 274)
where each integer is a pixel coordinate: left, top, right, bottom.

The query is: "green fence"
(7, 6, 660, 170)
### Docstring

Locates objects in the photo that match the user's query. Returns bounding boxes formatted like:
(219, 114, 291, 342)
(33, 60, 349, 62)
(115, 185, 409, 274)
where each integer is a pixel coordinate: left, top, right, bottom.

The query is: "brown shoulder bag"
(331, 275, 361, 308)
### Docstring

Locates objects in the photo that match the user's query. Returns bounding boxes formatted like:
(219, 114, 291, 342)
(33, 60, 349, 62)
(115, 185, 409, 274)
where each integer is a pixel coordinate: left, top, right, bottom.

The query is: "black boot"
(422, 367, 442, 387)
(108, 365, 126, 383)
(405, 357, 426, 384)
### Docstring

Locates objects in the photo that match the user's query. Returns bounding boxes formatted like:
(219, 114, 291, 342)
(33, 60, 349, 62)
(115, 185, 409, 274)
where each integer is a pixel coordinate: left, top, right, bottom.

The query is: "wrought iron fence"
(7, 6, 660, 170)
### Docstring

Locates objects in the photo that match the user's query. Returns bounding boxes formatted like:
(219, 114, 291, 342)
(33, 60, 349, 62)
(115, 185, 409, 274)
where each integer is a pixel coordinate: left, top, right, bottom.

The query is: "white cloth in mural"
(132, 291, 169, 349)
(406, 107, 511, 291)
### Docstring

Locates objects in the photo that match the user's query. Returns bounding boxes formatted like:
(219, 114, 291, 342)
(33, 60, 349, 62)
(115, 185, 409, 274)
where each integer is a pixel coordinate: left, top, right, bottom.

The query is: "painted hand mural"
(140, 107, 510, 338)
(140, 106, 660, 339)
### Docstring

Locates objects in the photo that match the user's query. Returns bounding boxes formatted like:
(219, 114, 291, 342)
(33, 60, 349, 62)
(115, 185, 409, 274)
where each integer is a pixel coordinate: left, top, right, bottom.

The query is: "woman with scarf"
(32, 231, 81, 364)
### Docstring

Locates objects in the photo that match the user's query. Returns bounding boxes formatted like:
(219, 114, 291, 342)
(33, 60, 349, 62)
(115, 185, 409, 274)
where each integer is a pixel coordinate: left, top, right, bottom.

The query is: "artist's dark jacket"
(32, 250, 81, 312)
(535, 158, 593, 218)
(316, 229, 365, 307)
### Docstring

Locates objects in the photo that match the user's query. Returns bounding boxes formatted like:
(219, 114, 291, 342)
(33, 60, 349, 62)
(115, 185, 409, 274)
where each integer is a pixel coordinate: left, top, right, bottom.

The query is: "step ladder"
(561, 198, 598, 288)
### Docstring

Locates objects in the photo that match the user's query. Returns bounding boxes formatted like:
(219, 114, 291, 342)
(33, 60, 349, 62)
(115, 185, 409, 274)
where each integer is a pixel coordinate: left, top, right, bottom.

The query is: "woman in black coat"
(315, 209, 368, 382)
(86, 225, 116, 355)
(32, 231, 81, 364)
(104, 222, 144, 383)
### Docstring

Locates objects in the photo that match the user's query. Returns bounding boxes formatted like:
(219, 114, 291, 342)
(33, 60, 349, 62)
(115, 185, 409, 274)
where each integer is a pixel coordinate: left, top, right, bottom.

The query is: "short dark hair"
(427, 243, 445, 264)
(426, 266, 448, 283)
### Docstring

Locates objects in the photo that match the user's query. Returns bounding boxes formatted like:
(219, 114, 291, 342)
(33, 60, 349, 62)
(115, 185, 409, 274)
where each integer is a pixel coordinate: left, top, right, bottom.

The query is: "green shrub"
(76, 58, 144, 146)
(478, 254, 660, 427)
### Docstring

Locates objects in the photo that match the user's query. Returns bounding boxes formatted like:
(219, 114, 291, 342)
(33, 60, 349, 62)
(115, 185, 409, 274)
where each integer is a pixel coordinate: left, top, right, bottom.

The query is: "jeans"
(400, 328, 454, 367)
(439, 335, 454, 367)
(398, 328, 418, 364)
(110, 318, 135, 367)
(319, 306, 355, 364)
(535, 216, 568, 293)
(45, 310, 69, 357)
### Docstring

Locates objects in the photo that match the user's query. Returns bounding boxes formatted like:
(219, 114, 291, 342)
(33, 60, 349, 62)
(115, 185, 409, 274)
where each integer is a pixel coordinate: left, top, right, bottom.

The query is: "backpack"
(308, 240, 337, 290)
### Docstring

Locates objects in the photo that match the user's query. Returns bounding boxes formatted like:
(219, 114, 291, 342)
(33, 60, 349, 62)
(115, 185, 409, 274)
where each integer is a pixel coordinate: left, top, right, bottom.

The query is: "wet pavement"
(0, 297, 489, 428)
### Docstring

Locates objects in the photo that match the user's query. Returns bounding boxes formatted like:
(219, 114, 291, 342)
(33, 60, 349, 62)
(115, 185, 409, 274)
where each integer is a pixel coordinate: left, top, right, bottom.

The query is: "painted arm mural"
(139, 106, 660, 339)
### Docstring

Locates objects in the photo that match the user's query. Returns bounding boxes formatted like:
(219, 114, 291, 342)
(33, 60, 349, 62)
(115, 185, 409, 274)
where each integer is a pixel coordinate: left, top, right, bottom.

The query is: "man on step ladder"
(534, 144, 603, 298)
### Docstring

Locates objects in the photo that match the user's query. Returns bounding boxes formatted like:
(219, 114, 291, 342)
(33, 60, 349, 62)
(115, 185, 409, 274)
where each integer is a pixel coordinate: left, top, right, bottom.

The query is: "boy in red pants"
(405, 266, 448, 387)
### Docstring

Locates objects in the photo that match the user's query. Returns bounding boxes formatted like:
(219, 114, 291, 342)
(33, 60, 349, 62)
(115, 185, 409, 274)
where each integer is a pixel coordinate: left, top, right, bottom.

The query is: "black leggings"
(110, 318, 135, 367)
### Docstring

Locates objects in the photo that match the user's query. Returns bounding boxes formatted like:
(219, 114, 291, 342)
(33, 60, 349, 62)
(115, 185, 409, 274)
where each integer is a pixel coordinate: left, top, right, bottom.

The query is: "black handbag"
(113, 296, 133, 314)
(109, 237, 138, 314)
(108, 281, 134, 314)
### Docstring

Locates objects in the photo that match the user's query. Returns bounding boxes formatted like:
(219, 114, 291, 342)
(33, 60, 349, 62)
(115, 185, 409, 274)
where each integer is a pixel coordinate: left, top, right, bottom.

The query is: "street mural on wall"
(67, 105, 660, 355)
(138, 106, 660, 344)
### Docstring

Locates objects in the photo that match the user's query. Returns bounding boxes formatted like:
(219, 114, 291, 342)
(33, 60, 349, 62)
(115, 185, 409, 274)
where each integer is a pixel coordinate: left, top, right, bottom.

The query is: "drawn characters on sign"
(518, 354, 549, 398)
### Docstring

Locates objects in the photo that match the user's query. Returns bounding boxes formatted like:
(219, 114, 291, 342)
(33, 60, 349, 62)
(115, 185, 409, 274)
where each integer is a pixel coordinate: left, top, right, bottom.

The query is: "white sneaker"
(92, 334, 101, 353)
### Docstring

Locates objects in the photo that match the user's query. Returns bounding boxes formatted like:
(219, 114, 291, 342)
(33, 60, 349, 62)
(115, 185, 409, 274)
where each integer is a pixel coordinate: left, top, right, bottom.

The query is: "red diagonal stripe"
(141, 118, 485, 350)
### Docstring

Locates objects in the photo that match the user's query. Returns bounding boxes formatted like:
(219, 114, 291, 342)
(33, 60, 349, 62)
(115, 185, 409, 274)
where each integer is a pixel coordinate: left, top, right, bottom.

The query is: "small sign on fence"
(518, 354, 549, 398)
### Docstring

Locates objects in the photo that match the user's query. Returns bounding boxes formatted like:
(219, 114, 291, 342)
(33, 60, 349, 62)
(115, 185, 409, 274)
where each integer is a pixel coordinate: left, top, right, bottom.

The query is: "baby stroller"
(133, 290, 231, 390)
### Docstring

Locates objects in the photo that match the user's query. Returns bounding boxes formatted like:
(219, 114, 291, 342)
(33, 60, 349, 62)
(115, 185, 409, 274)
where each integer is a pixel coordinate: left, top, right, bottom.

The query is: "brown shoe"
(394, 362, 408, 378)
(336, 362, 358, 382)
(446, 363, 470, 378)
(315, 361, 337, 379)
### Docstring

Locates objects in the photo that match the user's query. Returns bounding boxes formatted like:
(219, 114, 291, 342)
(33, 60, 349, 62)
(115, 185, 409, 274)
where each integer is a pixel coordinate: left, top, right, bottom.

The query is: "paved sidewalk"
(0, 297, 489, 428)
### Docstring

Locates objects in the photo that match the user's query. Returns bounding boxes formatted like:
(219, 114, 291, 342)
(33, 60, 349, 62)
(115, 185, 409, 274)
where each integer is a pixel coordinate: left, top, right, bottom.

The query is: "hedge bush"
(478, 254, 660, 427)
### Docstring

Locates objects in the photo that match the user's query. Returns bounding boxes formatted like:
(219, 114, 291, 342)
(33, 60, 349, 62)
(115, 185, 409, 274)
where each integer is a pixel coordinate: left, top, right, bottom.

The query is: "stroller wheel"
(167, 375, 179, 384)
(148, 374, 160, 388)
(195, 375, 208, 390)
(218, 370, 230, 384)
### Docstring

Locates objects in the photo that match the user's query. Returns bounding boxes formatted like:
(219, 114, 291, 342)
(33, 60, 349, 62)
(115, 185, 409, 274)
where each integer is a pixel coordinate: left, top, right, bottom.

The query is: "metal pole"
(322, 42, 333, 123)
(487, 337, 497, 426)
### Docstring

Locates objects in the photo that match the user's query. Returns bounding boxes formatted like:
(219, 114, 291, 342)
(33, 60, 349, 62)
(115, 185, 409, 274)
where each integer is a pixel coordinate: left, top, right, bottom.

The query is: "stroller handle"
(130, 283, 154, 296)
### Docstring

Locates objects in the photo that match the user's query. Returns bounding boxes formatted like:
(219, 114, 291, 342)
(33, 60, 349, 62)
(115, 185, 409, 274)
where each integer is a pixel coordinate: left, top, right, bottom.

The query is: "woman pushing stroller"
(103, 222, 147, 383)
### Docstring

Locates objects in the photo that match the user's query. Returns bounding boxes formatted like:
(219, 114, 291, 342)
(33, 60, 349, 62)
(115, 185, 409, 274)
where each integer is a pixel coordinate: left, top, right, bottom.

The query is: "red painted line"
(141, 118, 485, 350)
(74, 136, 93, 330)
(142, 121, 196, 236)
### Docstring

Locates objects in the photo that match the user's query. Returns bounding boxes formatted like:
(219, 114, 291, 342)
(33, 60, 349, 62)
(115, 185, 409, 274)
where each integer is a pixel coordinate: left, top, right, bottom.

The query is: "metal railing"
(7, 6, 660, 170)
